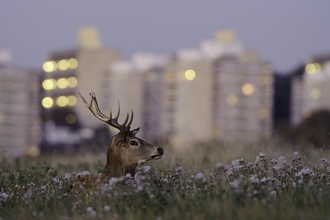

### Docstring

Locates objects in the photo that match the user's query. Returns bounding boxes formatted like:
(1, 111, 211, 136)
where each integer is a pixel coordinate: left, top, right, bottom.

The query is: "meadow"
(1, 140, 330, 220)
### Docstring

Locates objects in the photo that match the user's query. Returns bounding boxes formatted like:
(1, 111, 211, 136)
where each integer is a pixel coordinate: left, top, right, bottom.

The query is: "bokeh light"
(67, 95, 77, 106)
(42, 79, 56, 90)
(242, 83, 254, 96)
(66, 114, 76, 124)
(57, 78, 68, 89)
(185, 69, 196, 80)
(42, 97, 53, 108)
(227, 94, 238, 106)
(67, 77, 78, 88)
(56, 96, 68, 107)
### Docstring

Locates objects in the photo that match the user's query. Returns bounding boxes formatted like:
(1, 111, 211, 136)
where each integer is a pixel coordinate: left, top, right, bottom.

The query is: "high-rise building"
(108, 53, 168, 138)
(291, 54, 330, 125)
(212, 50, 273, 141)
(41, 28, 121, 146)
(161, 30, 274, 145)
(0, 50, 41, 157)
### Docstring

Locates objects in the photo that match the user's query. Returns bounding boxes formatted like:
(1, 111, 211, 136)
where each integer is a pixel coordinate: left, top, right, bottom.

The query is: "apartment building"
(160, 30, 273, 145)
(108, 53, 168, 138)
(291, 54, 330, 126)
(212, 51, 273, 141)
(0, 50, 41, 157)
(41, 28, 121, 146)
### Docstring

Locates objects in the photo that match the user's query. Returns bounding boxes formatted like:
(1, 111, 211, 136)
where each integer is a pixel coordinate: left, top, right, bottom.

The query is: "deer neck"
(105, 144, 137, 178)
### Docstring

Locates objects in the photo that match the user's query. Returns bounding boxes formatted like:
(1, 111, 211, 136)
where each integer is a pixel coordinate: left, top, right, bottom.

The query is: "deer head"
(79, 92, 164, 178)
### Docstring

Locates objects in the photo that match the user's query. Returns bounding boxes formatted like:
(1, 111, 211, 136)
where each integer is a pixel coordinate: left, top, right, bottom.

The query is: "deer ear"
(131, 127, 140, 136)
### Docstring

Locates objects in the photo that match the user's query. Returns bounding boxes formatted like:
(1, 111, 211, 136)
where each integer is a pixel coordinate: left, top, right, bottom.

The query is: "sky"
(0, 1, 329, 73)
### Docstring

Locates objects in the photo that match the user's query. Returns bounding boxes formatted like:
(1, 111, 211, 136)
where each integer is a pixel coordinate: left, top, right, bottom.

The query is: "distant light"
(58, 59, 69, 71)
(66, 114, 76, 124)
(42, 79, 56, 90)
(57, 78, 68, 89)
(258, 108, 270, 118)
(310, 88, 321, 99)
(43, 61, 57, 72)
(56, 96, 68, 107)
(68, 58, 78, 69)
(306, 63, 321, 74)
(185, 69, 196, 80)
(42, 97, 53, 108)
(226, 94, 238, 106)
(67, 77, 78, 88)
(26, 145, 40, 158)
(242, 83, 254, 96)
(261, 75, 273, 85)
(67, 95, 77, 106)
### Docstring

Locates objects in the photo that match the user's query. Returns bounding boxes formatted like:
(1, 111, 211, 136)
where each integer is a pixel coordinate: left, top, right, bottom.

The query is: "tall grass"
(1, 141, 330, 220)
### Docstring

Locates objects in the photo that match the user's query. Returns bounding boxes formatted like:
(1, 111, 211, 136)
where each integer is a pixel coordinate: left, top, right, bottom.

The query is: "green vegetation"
(1, 142, 330, 220)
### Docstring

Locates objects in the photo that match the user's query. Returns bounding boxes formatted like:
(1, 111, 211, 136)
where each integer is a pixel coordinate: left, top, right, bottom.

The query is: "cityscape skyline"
(1, 1, 330, 72)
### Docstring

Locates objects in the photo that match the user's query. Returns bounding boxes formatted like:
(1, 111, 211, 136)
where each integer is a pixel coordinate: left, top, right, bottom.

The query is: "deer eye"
(130, 140, 139, 146)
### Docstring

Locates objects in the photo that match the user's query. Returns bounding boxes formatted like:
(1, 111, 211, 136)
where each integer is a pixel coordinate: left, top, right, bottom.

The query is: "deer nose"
(157, 147, 164, 155)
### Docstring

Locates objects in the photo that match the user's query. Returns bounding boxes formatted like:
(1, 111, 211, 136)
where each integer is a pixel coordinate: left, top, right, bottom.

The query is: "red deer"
(79, 92, 164, 178)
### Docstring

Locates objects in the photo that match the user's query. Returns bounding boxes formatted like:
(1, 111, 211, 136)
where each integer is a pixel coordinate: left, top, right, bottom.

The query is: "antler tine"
(127, 109, 134, 128)
(91, 92, 108, 119)
(80, 92, 133, 131)
(79, 92, 109, 123)
(114, 99, 120, 120)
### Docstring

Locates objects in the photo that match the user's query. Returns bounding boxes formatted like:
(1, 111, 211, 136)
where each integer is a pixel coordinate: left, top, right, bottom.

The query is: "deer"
(78, 92, 164, 178)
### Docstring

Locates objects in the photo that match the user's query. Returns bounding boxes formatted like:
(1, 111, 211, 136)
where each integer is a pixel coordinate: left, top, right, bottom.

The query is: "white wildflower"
(195, 172, 204, 180)
(109, 178, 118, 186)
(104, 205, 111, 212)
(249, 175, 259, 184)
(82, 171, 91, 177)
(0, 192, 9, 203)
(138, 159, 146, 165)
(230, 179, 240, 189)
(232, 159, 244, 170)
(142, 165, 151, 173)
(293, 151, 299, 156)
(175, 166, 182, 172)
(76, 172, 83, 178)
(270, 190, 277, 200)
(291, 182, 296, 188)
(259, 152, 266, 158)
(64, 173, 71, 180)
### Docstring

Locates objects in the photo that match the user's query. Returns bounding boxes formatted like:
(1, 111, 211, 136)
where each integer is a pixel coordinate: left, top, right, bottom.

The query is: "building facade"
(41, 29, 121, 147)
(0, 50, 41, 157)
(291, 55, 330, 126)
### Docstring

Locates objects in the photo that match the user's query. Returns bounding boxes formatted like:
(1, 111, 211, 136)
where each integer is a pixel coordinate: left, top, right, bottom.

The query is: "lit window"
(305, 63, 321, 74)
(43, 61, 57, 72)
(42, 97, 53, 108)
(67, 77, 78, 88)
(68, 58, 78, 69)
(310, 88, 321, 99)
(242, 83, 254, 96)
(57, 78, 68, 89)
(258, 108, 270, 118)
(56, 96, 68, 107)
(67, 95, 77, 106)
(226, 94, 238, 106)
(66, 114, 76, 124)
(185, 69, 196, 80)
(58, 59, 69, 71)
(42, 79, 56, 90)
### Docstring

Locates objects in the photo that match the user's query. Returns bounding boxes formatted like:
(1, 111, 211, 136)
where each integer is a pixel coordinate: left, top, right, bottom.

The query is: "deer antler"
(79, 92, 133, 131)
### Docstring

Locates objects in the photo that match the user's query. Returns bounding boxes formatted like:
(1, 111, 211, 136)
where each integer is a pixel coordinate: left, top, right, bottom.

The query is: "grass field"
(1, 141, 330, 220)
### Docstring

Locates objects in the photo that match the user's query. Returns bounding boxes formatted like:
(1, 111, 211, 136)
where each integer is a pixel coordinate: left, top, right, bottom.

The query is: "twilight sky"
(0, 1, 329, 72)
